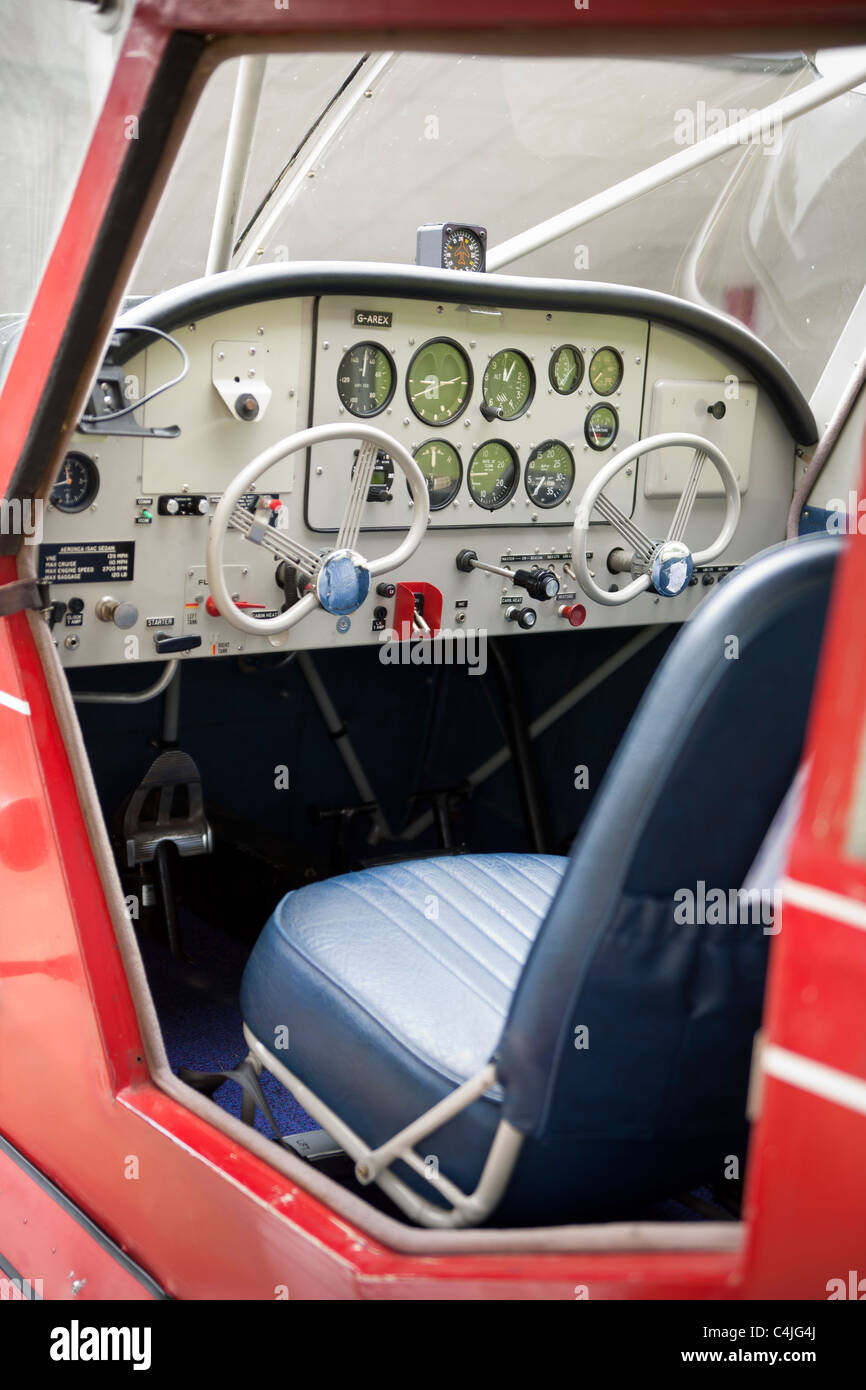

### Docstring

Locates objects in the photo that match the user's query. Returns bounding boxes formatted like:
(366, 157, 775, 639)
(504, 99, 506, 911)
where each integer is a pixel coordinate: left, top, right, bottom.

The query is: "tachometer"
(337, 342, 395, 417)
(549, 344, 584, 395)
(467, 440, 519, 510)
(407, 338, 472, 425)
(525, 440, 574, 508)
(412, 440, 462, 510)
(50, 452, 99, 513)
(482, 348, 534, 421)
(585, 404, 619, 451)
(588, 347, 623, 396)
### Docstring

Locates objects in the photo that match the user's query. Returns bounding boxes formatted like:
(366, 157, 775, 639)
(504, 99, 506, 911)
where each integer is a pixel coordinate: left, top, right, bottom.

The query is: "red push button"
(559, 603, 587, 628)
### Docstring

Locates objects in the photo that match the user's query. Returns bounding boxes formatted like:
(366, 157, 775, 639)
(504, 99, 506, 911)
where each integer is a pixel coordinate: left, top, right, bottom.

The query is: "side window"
(0, 0, 124, 392)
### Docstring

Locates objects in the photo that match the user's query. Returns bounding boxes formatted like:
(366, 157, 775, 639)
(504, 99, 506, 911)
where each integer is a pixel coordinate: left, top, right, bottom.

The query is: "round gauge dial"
(50, 452, 99, 513)
(411, 439, 462, 510)
(407, 338, 472, 425)
(588, 347, 623, 396)
(525, 440, 575, 509)
(549, 344, 584, 395)
(467, 440, 519, 511)
(585, 404, 619, 451)
(482, 349, 534, 421)
(442, 226, 485, 272)
(336, 342, 395, 417)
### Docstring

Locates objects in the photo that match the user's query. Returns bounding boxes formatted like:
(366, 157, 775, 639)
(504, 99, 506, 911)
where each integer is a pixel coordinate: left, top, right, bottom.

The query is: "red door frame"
(1, 0, 865, 1299)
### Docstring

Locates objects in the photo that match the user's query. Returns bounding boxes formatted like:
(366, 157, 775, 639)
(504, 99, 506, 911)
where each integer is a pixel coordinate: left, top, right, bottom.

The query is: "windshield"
(125, 49, 866, 401)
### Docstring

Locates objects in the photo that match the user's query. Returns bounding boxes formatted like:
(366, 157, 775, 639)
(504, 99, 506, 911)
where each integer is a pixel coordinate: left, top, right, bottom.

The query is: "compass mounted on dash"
(416, 222, 487, 272)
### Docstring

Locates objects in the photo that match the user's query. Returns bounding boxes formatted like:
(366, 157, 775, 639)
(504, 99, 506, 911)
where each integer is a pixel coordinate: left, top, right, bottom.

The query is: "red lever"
(559, 603, 587, 628)
(205, 596, 265, 617)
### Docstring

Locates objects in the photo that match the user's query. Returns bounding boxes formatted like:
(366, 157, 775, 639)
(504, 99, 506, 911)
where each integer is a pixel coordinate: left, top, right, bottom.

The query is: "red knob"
(559, 603, 587, 628)
(205, 596, 265, 617)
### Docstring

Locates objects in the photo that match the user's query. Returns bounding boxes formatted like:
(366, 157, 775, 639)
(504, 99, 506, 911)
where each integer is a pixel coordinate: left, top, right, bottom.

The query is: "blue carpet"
(138, 911, 317, 1138)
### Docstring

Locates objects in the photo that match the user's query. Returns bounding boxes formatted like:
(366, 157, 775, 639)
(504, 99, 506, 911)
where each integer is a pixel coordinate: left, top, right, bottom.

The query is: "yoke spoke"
(593, 492, 653, 560)
(668, 450, 707, 543)
(229, 504, 320, 579)
(337, 437, 378, 552)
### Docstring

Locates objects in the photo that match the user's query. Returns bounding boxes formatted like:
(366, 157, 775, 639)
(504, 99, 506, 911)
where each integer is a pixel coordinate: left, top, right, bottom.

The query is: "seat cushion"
(241, 854, 567, 1186)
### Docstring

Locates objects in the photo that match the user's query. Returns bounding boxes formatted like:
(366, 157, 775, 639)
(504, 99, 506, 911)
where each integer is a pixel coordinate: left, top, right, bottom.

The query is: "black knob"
(513, 567, 559, 601)
(707, 400, 726, 420)
(456, 549, 478, 573)
(506, 606, 537, 629)
(480, 402, 505, 422)
(373, 606, 388, 621)
(376, 582, 396, 598)
(236, 393, 259, 420)
(154, 634, 202, 654)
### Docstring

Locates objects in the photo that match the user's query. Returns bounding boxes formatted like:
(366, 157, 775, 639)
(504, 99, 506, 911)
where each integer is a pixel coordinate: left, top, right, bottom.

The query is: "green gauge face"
(588, 347, 623, 396)
(525, 440, 575, 508)
(482, 348, 534, 420)
(585, 404, 619, 451)
(51, 452, 99, 512)
(480, 346, 536, 419)
(549, 344, 584, 395)
(337, 342, 395, 417)
(412, 439, 462, 510)
(468, 440, 519, 510)
(407, 338, 472, 425)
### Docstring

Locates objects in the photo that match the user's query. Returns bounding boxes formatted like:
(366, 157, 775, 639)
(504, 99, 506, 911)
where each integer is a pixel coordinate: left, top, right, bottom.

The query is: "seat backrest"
(497, 535, 838, 1143)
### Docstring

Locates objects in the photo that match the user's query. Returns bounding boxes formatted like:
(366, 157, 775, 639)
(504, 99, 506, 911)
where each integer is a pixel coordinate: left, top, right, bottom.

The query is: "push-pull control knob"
(95, 596, 138, 629)
(455, 550, 559, 601)
(506, 606, 537, 629)
(559, 603, 587, 628)
(513, 567, 559, 601)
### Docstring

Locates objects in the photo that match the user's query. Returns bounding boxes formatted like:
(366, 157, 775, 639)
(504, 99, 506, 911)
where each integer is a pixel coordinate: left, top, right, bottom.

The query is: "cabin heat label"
(38, 541, 135, 584)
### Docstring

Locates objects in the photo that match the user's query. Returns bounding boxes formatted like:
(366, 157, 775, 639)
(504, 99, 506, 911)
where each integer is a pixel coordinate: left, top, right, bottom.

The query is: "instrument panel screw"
(322, 341, 329, 350)
(257, 326, 264, 336)
(403, 418, 410, 427)
(625, 467, 633, 476)
(217, 351, 225, 361)
(635, 357, 641, 364)
(436, 305, 444, 313)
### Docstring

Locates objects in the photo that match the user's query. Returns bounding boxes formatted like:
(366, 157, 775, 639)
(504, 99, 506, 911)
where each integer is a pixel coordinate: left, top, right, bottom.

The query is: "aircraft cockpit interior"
(11, 39, 866, 1241)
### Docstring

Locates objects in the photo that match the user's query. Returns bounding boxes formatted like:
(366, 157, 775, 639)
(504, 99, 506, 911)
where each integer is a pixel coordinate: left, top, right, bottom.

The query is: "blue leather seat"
(242, 536, 837, 1224)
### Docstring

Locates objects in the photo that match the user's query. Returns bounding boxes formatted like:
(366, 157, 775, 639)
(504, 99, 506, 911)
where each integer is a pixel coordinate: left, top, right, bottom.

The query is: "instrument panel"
(35, 267, 805, 668)
(306, 296, 646, 531)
